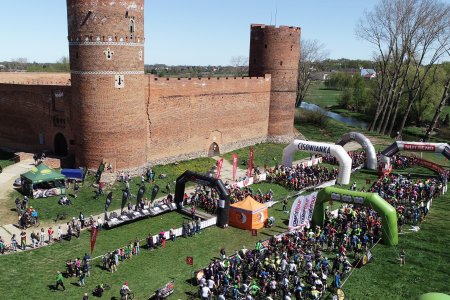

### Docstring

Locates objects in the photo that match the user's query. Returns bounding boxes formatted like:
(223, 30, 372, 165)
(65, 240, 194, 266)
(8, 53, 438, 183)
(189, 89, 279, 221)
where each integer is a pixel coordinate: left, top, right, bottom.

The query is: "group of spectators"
(321, 151, 367, 169)
(266, 164, 338, 191)
(196, 203, 382, 300)
(370, 173, 444, 229)
(64, 253, 91, 287)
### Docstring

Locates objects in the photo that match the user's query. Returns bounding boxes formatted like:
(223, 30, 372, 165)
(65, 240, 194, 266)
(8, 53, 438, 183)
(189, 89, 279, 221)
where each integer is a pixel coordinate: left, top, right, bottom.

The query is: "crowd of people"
(196, 203, 382, 300)
(370, 172, 444, 229)
(266, 164, 338, 191)
(321, 151, 367, 169)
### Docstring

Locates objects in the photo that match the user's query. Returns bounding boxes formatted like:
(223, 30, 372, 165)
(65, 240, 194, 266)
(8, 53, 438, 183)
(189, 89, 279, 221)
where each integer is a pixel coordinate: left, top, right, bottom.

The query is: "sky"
(0, 0, 379, 66)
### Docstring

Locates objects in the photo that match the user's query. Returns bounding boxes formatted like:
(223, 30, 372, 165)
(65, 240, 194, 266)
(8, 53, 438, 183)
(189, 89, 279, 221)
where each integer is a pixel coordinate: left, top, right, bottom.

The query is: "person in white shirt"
(207, 278, 215, 290)
(57, 226, 63, 241)
(97, 216, 103, 230)
(200, 285, 211, 300)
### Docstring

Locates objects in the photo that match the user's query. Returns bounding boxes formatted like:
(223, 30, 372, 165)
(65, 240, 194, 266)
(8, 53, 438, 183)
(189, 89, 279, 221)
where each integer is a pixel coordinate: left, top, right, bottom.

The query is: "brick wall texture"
(0, 1, 301, 171)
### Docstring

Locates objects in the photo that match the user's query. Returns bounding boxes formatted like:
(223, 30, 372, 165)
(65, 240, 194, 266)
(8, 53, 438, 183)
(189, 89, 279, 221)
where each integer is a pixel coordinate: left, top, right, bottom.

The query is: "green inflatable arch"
(312, 186, 398, 246)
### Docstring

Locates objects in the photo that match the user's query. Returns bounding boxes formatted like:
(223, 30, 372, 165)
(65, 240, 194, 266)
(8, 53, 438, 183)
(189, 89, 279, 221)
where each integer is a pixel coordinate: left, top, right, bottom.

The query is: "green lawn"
(0, 149, 16, 169)
(343, 185, 450, 299)
(222, 143, 311, 169)
(304, 81, 342, 107)
(0, 183, 293, 300)
(1, 167, 449, 299)
(9, 157, 215, 222)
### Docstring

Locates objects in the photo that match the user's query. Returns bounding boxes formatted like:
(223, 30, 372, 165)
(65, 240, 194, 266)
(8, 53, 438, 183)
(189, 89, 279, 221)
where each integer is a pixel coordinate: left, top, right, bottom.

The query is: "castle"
(0, 0, 301, 171)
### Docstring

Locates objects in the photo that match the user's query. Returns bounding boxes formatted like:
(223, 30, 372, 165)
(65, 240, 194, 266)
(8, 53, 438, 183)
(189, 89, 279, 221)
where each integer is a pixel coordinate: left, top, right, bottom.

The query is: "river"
(300, 102, 369, 129)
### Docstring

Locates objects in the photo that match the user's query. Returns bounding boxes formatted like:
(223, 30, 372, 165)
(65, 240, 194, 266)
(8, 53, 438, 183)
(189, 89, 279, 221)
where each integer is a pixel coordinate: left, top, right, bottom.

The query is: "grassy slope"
(304, 81, 342, 107)
(222, 143, 310, 169)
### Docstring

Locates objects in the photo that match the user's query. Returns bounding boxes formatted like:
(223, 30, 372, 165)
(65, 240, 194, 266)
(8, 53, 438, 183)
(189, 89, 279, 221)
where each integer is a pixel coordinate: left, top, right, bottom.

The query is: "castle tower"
(67, 0, 147, 170)
(249, 24, 301, 137)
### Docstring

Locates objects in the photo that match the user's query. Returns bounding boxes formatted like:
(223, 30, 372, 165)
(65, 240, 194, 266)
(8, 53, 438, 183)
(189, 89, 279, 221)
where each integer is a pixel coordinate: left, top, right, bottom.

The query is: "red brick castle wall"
(147, 75, 271, 163)
(0, 2, 302, 171)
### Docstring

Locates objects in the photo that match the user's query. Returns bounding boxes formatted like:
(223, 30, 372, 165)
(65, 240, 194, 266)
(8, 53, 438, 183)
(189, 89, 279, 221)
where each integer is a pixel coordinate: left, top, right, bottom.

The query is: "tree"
(295, 39, 328, 107)
(230, 56, 248, 77)
(424, 62, 450, 140)
(356, 0, 450, 136)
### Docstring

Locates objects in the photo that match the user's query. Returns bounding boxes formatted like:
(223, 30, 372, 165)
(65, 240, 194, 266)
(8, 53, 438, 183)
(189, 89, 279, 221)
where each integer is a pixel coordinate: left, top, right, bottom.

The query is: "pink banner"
(232, 153, 238, 181)
(247, 147, 254, 178)
(216, 158, 224, 179)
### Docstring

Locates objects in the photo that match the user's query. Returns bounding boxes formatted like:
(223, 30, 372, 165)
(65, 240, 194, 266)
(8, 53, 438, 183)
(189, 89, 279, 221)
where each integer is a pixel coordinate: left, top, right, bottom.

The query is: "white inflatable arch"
(282, 140, 352, 185)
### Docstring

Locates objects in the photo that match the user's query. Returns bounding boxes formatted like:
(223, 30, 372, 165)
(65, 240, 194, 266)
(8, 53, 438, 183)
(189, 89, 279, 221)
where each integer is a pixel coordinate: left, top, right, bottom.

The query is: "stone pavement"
(0, 158, 35, 225)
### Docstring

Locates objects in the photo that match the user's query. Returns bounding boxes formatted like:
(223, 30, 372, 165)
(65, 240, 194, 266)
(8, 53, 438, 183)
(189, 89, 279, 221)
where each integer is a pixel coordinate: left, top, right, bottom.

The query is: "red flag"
(90, 226, 99, 255)
(232, 154, 238, 181)
(216, 158, 224, 179)
(247, 147, 254, 178)
(186, 256, 193, 266)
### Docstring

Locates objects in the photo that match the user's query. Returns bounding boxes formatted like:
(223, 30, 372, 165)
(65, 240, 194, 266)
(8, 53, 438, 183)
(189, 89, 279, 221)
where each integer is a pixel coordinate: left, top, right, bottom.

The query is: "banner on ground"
(90, 226, 99, 254)
(232, 153, 238, 181)
(216, 158, 224, 179)
(296, 157, 322, 168)
(247, 147, 254, 178)
(288, 192, 318, 230)
(232, 173, 267, 188)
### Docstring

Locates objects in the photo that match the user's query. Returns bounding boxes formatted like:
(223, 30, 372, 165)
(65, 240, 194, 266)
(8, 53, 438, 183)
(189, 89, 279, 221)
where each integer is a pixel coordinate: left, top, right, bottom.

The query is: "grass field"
(304, 81, 342, 107)
(0, 183, 293, 300)
(1, 166, 449, 299)
(222, 143, 311, 170)
(8, 157, 215, 223)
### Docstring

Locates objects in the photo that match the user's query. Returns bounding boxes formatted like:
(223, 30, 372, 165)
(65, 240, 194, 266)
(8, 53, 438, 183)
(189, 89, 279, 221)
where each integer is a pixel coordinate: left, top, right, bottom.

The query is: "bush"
(295, 109, 329, 128)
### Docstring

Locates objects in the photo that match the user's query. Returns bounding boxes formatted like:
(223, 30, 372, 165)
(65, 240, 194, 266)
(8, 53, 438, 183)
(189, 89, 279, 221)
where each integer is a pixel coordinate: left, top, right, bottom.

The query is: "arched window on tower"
(129, 18, 135, 41)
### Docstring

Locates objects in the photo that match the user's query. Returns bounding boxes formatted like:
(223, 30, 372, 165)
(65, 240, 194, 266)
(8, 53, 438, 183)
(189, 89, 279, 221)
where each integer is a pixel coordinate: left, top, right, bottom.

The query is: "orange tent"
(229, 196, 268, 230)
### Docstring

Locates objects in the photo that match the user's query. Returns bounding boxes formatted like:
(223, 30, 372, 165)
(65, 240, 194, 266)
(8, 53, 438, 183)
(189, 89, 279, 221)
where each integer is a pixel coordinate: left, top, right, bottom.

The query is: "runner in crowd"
(266, 164, 338, 190)
(195, 203, 381, 299)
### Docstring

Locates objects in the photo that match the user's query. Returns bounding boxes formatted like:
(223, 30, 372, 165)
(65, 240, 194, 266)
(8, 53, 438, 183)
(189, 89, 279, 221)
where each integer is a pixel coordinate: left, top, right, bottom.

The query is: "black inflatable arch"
(175, 170, 230, 227)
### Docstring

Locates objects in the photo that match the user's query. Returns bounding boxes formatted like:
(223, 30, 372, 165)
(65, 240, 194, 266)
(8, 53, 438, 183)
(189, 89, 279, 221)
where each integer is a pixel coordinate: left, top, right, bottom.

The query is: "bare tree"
(357, 0, 450, 135)
(230, 56, 248, 77)
(295, 39, 328, 107)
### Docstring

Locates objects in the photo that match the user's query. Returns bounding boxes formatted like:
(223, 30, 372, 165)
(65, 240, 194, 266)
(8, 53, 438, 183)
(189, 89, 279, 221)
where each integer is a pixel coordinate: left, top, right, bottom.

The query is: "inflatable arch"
(312, 186, 398, 246)
(380, 141, 450, 167)
(174, 170, 230, 227)
(336, 132, 377, 170)
(283, 140, 352, 185)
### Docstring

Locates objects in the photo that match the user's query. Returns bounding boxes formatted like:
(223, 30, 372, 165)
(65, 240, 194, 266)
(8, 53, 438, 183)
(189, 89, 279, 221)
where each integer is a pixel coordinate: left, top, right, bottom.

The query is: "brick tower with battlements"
(249, 24, 301, 138)
(66, 0, 147, 170)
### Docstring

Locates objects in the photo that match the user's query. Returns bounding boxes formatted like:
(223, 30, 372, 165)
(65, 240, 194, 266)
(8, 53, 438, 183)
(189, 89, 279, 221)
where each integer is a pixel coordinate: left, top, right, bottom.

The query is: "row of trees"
(296, 0, 450, 141)
(356, 0, 450, 139)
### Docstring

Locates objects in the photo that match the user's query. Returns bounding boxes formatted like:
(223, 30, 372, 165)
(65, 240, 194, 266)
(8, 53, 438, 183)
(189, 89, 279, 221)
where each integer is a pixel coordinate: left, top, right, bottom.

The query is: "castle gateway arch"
(336, 132, 377, 170)
(282, 140, 352, 185)
(312, 186, 398, 246)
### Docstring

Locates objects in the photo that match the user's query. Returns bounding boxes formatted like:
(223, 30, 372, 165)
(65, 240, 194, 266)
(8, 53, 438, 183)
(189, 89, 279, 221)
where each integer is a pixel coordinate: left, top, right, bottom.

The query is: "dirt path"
(0, 159, 35, 224)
